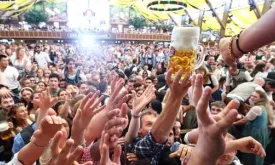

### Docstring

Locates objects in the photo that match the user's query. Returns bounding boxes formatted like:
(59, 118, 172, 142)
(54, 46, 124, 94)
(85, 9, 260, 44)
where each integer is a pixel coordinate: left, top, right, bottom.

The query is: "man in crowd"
(0, 54, 19, 95)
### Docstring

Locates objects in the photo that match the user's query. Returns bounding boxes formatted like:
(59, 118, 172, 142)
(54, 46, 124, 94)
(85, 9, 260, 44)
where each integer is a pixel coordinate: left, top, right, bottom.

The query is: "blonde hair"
(195, 65, 212, 84)
(254, 88, 275, 125)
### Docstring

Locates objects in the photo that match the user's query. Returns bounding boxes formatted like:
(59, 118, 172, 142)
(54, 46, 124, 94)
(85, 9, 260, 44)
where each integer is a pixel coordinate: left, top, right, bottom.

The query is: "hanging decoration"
(147, 0, 186, 11)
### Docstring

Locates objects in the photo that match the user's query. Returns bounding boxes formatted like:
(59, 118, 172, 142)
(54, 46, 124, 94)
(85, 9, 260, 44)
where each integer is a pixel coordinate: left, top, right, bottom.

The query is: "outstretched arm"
(152, 69, 191, 143)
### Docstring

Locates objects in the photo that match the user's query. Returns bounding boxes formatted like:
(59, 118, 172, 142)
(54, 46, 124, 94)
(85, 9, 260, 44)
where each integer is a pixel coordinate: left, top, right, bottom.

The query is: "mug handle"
(194, 45, 205, 70)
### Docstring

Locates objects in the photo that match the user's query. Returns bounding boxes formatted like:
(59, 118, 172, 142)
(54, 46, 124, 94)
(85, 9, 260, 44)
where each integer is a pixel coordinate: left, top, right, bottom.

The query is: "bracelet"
(32, 140, 48, 148)
(131, 111, 140, 118)
(236, 31, 248, 54)
(228, 36, 241, 60)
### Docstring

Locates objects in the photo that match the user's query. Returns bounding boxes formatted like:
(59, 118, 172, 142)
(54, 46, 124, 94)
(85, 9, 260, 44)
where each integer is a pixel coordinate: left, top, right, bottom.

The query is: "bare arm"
(220, 7, 275, 66)
(237, 8, 275, 55)
(152, 69, 191, 143)
(233, 117, 249, 126)
(125, 85, 156, 144)
(17, 116, 62, 165)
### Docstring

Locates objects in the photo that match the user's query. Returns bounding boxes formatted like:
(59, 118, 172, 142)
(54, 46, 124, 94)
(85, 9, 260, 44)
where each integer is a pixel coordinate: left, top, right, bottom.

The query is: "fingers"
(80, 93, 93, 110)
(104, 118, 126, 131)
(50, 131, 63, 157)
(93, 105, 106, 116)
(181, 72, 191, 87)
(46, 87, 50, 97)
(169, 152, 178, 158)
(174, 69, 183, 84)
(112, 144, 122, 164)
(193, 74, 203, 106)
(58, 139, 74, 163)
(100, 133, 110, 165)
(216, 109, 238, 135)
(107, 109, 120, 119)
(84, 91, 100, 111)
(165, 68, 173, 85)
(119, 103, 128, 118)
(131, 90, 137, 99)
(113, 89, 128, 106)
(196, 87, 213, 126)
(100, 144, 109, 165)
(127, 153, 138, 162)
(67, 146, 84, 163)
(222, 100, 240, 116)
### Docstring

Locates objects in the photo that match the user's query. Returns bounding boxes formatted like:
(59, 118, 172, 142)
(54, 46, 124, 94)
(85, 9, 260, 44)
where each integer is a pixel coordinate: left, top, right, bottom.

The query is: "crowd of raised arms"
(0, 7, 275, 165)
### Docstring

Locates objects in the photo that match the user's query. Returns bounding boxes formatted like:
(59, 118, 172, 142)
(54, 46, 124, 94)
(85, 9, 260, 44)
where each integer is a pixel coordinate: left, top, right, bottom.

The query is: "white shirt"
(7, 153, 35, 165)
(34, 52, 52, 69)
(0, 66, 19, 89)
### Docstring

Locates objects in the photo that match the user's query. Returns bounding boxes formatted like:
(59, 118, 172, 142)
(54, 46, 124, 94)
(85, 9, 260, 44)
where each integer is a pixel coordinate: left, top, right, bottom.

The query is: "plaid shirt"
(126, 131, 166, 165)
(80, 142, 99, 165)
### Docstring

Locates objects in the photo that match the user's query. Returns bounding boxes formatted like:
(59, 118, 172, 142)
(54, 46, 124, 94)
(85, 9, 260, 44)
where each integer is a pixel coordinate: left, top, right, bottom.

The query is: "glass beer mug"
(168, 26, 205, 78)
(0, 121, 13, 141)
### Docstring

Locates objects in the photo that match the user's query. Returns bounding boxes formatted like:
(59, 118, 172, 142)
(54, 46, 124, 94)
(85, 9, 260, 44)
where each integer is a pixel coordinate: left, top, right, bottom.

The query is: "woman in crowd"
(234, 88, 274, 165)
(195, 66, 220, 101)
(36, 81, 47, 92)
(11, 47, 31, 74)
(26, 91, 41, 120)
(36, 68, 46, 83)
(251, 63, 268, 79)
(58, 89, 70, 101)
(63, 58, 87, 85)
(8, 103, 33, 134)
(20, 87, 33, 107)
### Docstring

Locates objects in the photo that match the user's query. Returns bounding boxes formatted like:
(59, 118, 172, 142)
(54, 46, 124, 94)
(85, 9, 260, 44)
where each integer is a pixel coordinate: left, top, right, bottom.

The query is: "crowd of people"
(0, 7, 275, 165)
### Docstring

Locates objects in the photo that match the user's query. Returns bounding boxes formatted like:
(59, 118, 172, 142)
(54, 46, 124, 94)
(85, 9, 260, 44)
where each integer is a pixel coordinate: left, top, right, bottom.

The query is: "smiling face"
(13, 105, 28, 121)
(21, 90, 32, 102)
(249, 92, 263, 105)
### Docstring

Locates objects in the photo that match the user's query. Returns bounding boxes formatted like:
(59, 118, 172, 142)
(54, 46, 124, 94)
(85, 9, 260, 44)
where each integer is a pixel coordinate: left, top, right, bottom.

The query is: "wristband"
(228, 36, 241, 60)
(236, 31, 248, 54)
(131, 111, 140, 118)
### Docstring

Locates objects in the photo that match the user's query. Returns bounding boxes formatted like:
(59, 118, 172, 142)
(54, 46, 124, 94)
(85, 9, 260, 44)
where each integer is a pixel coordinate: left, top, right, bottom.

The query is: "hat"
(264, 72, 275, 82)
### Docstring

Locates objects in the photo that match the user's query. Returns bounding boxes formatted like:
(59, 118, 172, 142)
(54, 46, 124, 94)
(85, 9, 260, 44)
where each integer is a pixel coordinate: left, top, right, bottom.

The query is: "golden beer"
(0, 122, 12, 141)
(169, 27, 204, 78)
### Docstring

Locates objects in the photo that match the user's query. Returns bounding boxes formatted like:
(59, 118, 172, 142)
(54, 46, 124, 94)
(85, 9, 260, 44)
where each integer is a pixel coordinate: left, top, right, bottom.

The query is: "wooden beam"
(205, 0, 225, 30)
(250, 0, 261, 18)
(220, 0, 232, 37)
(197, 10, 205, 32)
(183, 8, 197, 26)
(168, 14, 180, 26)
(262, 0, 273, 15)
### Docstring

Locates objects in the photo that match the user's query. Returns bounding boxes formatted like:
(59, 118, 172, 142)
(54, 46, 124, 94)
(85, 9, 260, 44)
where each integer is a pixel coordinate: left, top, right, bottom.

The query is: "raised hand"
(188, 74, 238, 165)
(165, 69, 191, 99)
(226, 136, 266, 158)
(132, 84, 156, 115)
(74, 91, 105, 130)
(33, 87, 58, 111)
(219, 37, 242, 67)
(50, 131, 93, 165)
(32, 115, 63, 147)
(0, 87, 13, 98)
(169, 144, 193, 161)
(107, 74, 128, 110)
(104, 107, 127, 148)
(100, 131, 121, 165)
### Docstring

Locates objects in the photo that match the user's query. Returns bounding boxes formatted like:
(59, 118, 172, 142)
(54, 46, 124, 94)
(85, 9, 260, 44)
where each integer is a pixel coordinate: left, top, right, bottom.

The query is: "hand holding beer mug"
(168, 27, 205, 78)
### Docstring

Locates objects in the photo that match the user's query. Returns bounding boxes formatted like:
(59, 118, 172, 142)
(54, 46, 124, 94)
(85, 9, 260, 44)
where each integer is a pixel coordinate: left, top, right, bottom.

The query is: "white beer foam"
(170, 27, 200, 50)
